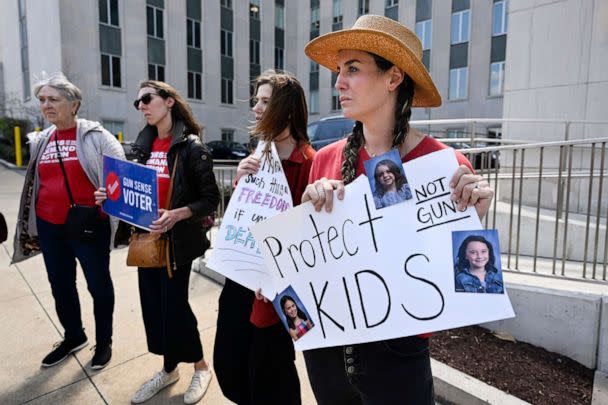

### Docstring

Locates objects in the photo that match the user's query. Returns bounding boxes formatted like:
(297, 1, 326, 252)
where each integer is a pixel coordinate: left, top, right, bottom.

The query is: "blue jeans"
(36, 216, 114, 346)
(303, 336, 434, 405)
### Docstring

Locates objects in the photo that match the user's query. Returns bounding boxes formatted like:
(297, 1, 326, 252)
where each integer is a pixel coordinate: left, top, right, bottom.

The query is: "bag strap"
(164, 153, 179, 279)
(54, 134, 76, 206)
(165, 153, 179, 210)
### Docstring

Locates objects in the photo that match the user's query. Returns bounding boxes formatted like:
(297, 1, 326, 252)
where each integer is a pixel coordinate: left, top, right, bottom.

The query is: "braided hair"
(341, 53, 415, 184)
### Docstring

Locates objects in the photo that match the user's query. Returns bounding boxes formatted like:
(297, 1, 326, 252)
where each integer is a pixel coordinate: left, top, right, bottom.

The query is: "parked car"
(452, 142, 500, 170)
(307, 116, 355, 150)
(206, 140, 249, 160)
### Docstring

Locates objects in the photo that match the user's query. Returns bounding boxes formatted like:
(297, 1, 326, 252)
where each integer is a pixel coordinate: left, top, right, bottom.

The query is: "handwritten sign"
(207, 141, 293, 294)
(250, 149, 514, 350)
(102, 155, 158, 230)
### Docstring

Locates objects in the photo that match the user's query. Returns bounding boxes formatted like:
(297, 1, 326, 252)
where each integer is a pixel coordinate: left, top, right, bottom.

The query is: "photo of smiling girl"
(363, 149, 412, 209)
(453, 230, 504, 294)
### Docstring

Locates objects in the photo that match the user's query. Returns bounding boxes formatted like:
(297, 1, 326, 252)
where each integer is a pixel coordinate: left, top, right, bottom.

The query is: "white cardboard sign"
(207, 141, 292, 294)
(250, 149, 515, 350)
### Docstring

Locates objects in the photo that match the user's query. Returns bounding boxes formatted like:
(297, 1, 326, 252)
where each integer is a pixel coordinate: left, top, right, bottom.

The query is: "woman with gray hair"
(13, 72, 125, 370)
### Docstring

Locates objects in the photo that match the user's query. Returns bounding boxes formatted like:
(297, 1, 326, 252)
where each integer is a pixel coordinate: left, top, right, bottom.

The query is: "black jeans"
(249, 322, 301, 405)
(303, 336, 434, 405)
(214, 279, 255, 405)
(37, 216, 114, 346)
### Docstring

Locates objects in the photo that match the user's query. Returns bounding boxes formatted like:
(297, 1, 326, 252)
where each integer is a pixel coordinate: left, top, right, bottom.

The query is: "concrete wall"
(483, 284, 603, 370)
(503, 0, 608, 142)
(599, 297, 608, 372)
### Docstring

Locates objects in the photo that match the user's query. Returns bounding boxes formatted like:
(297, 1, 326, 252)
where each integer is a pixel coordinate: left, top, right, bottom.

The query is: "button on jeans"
(303, 336, 434, 405)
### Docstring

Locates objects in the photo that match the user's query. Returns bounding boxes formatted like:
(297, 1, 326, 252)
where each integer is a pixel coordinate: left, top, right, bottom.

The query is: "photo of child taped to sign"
(452, 229, 504, 294)
(363, 149, 412, 209)
(273, 286, 315, 341)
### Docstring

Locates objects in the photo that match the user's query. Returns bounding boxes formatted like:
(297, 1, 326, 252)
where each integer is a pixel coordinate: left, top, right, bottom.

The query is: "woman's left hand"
(150, 208, 188, 233)
(450, 165, 494, 220)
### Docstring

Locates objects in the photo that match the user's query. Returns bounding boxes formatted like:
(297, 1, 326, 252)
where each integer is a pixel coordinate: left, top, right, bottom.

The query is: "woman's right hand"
(94, 187, 107, 206)
(234, 155, 261, 184)
(302, 178, 345, 213)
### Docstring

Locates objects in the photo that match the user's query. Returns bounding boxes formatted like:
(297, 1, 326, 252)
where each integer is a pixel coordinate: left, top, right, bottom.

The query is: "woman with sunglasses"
(213, 70, 314, 405)
(301, 15, 494, 404)
(96, 81, 219, 404)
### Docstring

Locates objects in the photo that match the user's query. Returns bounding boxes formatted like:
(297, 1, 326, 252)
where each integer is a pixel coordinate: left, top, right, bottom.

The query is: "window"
(310, 61, 319, 73)
(146, 5, 163, 38)
(188, 71, 202, 99)
(274, 47, 284, 70)
(221, 78, 233, 104)
(221, 30, 233, 57)
(99, 0, 119, 27)
(18, 0, 30, 99)
(250, 0, 260, 19)
(250, 39, 260, 65)
(221, 0, 232, 9)
(333, 0, 343, 24)
(221, 129, 235, 142)
(358, 0, 369, 16)
(386, 0, 399, 5)
(489, 61, 505, 96)
(148, 64, 165, 81)
(492, 0, 508, 36)
(415, 19, 432, 50)
(275, 2, 285, 29)
(101, 54, 121, 87)
(187, 18, 201, 48)
(310, 90, 319, 114)
(451, 9, 470, 44)
(311, 2, 320, 30)
(449, 67, 468, 100)
(102, 120, 124, 139)
(331, 73, 341, 111)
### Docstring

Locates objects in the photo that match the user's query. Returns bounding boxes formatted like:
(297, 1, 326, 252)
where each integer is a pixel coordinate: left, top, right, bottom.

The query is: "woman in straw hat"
(301, 15, 494, 404)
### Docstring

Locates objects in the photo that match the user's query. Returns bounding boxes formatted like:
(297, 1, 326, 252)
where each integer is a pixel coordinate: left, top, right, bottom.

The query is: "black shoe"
(91, 344, 112, 370)
(41, 335, 88, 367)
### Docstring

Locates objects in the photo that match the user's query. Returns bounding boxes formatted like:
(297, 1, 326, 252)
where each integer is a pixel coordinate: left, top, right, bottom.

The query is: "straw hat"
(305, 14, 441, 107)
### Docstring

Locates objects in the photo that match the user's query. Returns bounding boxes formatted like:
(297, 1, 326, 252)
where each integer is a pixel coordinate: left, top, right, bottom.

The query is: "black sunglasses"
(133, 93, 158, 110)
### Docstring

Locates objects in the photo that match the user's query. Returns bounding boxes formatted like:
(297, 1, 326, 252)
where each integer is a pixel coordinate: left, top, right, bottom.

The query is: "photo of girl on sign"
(273, 286, 314, 341)
(363, 149, 412, 210)
(453, 229, 504, 294)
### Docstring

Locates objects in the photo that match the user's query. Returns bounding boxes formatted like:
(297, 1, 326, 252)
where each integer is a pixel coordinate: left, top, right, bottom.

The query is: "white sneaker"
(131, 368, 180, 404)
(183, 369, 212, 404)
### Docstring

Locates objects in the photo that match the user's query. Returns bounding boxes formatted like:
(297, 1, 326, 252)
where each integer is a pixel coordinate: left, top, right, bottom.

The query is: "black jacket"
(129, 121, 220, 267)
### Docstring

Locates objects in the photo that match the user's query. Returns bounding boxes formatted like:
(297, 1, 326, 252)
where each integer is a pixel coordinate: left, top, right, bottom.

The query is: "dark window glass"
(188, 72, 194, 98)
(187, 19, 193, 46)
(195, 73, 201, 99)
(146, 6, 154, 36)
(110, 0, 119, 25)
(112, 55, 121, 87)
(157, 65, 165, 81)
(156, 9, 163, 38)
(228, 79, 233, 104)
(194, 21, 201, 48)
(99, 0, 109, 23)
(148, 64, 155, 79)
(101, 54, 110, 85)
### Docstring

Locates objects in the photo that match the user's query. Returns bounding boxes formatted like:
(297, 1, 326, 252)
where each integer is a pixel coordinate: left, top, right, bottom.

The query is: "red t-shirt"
(308, 135, 474, 182)
(36, 127, 97, 224)
(250, 143, 316, 328)
(145, 136, 172, 210)
(307, 136, 474, 339)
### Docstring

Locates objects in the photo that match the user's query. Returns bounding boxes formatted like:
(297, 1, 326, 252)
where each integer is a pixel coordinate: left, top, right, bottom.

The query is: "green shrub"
(0, 117, 32, 165)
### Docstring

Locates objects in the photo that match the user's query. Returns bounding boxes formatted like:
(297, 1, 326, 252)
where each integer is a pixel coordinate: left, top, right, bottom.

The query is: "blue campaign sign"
(102, 155, 158, 230)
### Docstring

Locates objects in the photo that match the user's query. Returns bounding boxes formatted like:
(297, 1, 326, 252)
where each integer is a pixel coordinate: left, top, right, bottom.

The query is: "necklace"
(363, 143, 382, 158)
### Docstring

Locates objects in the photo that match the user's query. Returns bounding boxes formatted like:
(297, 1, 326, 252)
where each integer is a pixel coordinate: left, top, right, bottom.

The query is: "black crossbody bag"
(54, 135, 100, 241)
